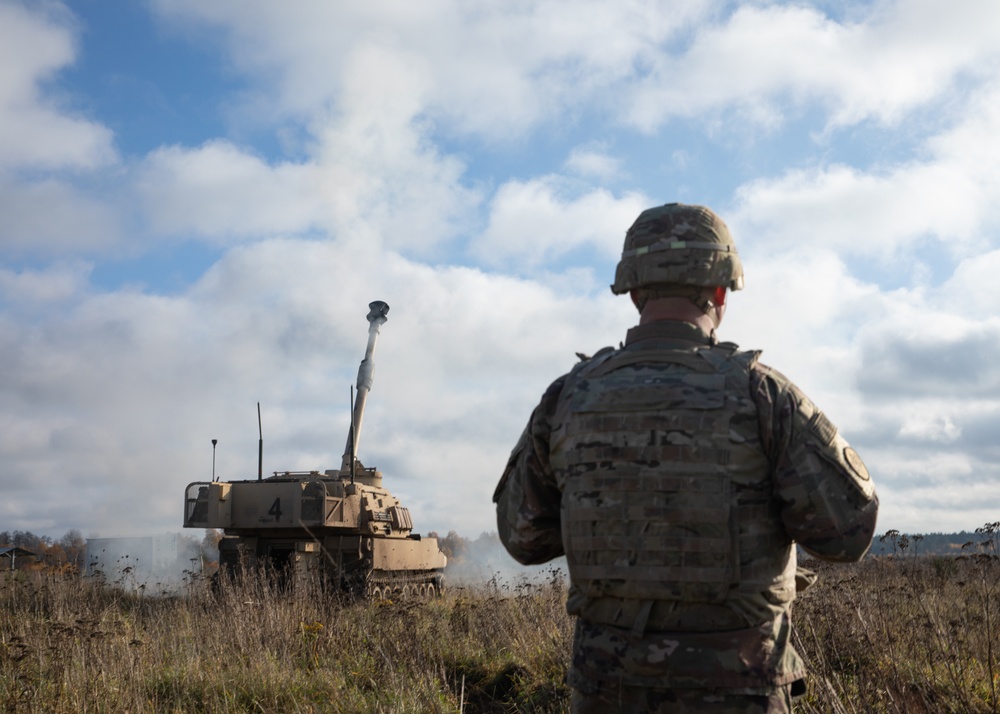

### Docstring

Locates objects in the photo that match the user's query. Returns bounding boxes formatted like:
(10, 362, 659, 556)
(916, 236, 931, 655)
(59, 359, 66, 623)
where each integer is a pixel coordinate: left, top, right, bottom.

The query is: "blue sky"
(3, 0, 1000, 542)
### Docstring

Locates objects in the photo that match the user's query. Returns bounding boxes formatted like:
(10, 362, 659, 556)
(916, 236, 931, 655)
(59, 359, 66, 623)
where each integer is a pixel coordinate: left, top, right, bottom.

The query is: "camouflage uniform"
(494, 318, 878, 713)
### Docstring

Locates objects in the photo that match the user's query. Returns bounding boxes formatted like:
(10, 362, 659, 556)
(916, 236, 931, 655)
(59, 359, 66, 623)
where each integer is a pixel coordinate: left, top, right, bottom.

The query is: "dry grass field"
(1, 529, 998, 713)
(792, 526, 1000, 714)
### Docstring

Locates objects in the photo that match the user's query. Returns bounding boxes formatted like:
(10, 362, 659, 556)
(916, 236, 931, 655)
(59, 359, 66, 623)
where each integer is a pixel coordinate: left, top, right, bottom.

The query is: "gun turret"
(341, 300, 389, 475)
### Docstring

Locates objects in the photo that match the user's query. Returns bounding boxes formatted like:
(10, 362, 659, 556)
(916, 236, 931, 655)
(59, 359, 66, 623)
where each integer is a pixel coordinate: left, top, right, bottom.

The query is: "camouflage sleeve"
(751, 363, 879, 562)
(492, 376, 566, 566)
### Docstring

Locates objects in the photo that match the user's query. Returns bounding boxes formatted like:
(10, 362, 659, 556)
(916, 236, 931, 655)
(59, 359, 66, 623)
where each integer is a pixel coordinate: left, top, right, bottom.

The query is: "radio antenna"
(257, 402, 263, 481)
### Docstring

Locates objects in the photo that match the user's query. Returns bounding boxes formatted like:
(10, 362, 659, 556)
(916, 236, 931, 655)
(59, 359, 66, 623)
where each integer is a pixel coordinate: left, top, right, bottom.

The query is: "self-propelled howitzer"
(183, 301, 446, 597)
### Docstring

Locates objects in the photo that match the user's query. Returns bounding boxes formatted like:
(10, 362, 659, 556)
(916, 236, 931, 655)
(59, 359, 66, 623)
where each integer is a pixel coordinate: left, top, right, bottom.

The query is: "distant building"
(0, 546, 35, 571)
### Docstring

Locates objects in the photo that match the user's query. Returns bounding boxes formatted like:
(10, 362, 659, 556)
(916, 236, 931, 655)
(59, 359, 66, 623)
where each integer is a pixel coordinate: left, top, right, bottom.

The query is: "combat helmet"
(610, 203, 744, 294)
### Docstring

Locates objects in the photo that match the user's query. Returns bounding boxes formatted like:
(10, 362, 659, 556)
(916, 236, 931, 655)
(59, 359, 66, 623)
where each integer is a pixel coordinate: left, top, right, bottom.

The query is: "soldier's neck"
(639, 298, 719, 334)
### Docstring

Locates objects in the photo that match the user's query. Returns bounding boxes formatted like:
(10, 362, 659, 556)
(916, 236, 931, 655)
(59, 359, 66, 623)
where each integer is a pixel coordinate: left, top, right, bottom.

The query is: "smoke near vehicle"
(85, 533, 203, 593)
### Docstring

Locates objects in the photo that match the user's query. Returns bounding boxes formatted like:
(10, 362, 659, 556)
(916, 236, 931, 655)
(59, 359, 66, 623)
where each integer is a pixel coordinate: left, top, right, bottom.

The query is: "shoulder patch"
(844, 446, 875, 499)
(844, 447, 870, 482)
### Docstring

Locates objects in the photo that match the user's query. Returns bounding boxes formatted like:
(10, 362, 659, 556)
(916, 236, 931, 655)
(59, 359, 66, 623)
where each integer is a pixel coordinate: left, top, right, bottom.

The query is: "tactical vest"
(549, 342, 795, 622)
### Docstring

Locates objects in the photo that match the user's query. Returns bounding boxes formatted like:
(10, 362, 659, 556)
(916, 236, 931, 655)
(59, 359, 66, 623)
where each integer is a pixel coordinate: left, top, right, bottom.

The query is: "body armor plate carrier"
(549, 343, 795, 616)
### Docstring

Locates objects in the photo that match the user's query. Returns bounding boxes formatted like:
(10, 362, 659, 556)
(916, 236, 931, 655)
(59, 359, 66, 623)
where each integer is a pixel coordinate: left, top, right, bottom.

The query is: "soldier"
(493, 203, 879, 713)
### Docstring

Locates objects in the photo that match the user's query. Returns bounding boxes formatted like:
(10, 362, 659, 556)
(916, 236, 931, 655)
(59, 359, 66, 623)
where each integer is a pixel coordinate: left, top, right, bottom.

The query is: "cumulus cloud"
(858, 319, 1000, 399)
(0, 2, 121, 259)
(0, 261, 92, 305)
(564, 143, 624, 180)
(151, 0, 709, 137)
(311, 43, 481, 257)
(0, 236, 631, 536)
(0, 176, 122, 256)
(897, 414, 961, 444)
(472, 178, 646, 269)
(937, 250, 1000, 312)
(153, 1, 1000, 140)
(130, 42, 480, 255)
(0, 2, 115, 171)
(133, 0, 1000, 266)
(625, 0, 1000, 133)
(712, 67, 1000, 530)
(137, 141, 327, 241)
(731, 162, 982, 259)
(723, 248, 876, 412)
(7, 0, 1000, 541)
(728, 75, 1000, 274)
(831, 279, 1000, 532)
(717, 221, 1000, 534)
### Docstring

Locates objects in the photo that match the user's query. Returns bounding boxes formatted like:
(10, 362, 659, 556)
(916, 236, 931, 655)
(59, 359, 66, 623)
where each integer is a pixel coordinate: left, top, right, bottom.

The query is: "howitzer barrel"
(342, 301, 389, 470)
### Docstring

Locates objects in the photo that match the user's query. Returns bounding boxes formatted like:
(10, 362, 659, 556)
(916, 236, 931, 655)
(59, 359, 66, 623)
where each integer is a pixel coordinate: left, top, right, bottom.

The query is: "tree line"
(0, 529, 87, 571)
(3, 527, 993, 574)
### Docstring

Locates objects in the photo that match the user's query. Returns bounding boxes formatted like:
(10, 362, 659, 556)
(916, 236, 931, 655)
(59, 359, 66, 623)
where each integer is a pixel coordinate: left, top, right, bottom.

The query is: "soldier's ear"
(713, 287, 727, 307)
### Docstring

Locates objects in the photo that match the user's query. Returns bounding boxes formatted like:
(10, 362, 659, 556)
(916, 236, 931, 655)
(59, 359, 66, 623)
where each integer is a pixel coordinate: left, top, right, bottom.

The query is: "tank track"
(365, 569, 445, 599)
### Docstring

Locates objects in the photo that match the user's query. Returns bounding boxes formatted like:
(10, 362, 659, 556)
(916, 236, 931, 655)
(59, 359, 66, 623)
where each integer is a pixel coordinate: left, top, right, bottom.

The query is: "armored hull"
(184, 468, 446, 596)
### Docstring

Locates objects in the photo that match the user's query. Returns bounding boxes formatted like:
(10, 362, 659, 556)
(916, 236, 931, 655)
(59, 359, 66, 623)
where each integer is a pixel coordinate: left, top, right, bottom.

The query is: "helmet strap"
(676, 286, 726, 329)
(702, 287, 727, 329)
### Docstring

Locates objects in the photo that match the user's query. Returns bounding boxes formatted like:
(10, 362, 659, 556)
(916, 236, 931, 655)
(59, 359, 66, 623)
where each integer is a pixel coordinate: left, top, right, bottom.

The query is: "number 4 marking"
(268, 498, 283, 522)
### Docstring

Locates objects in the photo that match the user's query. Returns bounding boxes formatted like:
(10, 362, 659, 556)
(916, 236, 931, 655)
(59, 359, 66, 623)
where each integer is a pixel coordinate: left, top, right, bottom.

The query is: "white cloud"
(731, 162, 982, 259)
(0, 261, 91, 305)
(625, 0, 1000, 133)
(897, 414, 961, 444)
(724, 247, 876, 391)
(564, 143, 624, 180)
(134, 41, 480, 255)
(0, 235, 635, 536)
(311, 44, 481, 256)
(711, 96, 1000, 523)
(151, 0, 711, 138)
(6, 221, 993, 538)
(729, 77, 1000, 264)
(0, 3, 120, 258)
(0, 175, 122, 256)
(0, 2, 115, 171)
(8, 0, 1000, 543)
(472, 178, 646, 269)
(716, 220, 1000, 535)
(137, 141, 327, 241)
(937, 250, 1000, 313)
